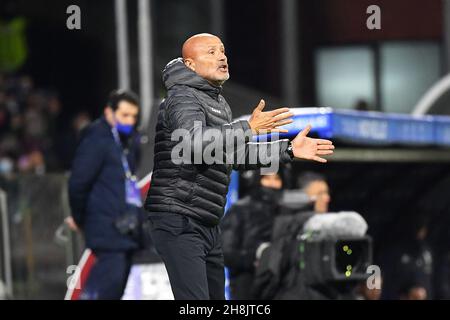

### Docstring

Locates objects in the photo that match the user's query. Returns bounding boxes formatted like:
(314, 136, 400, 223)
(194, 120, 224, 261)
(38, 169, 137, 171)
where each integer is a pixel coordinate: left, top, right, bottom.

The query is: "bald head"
(181, 33, 229, 86)
(182, 33, 220, 59)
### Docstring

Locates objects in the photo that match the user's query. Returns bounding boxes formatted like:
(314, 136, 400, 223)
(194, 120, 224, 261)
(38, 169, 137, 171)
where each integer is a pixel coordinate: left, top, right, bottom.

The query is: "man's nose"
(218, 52, 227, 61)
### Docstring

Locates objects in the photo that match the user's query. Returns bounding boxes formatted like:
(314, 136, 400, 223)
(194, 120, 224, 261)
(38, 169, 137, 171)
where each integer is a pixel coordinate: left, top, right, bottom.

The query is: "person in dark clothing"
(381, 221, 433, 300)
(297, 172, 331, 214)
(67, 90, 144, 300)
(221, 172, 284, 299)
(145, 33, 335, 300)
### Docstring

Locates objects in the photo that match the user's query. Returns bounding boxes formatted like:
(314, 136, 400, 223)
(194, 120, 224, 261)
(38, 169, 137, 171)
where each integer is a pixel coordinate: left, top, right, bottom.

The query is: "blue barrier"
(247, 108, 450, 147)
(224, 170, 239, 300)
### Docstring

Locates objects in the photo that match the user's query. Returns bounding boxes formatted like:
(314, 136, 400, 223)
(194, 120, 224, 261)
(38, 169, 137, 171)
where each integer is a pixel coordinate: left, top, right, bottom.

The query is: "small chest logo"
(210, 107, 222, 115)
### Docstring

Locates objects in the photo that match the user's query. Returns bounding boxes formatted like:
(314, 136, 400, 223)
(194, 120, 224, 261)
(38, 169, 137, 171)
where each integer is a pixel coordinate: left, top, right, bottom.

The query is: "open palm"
(291, 125, 334, 163)
(248, 99, 294, 134)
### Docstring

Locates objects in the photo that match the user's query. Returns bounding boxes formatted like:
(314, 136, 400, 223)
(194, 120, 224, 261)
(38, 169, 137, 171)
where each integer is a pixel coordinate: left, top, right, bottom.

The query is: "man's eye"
(209, 51, 215, 55)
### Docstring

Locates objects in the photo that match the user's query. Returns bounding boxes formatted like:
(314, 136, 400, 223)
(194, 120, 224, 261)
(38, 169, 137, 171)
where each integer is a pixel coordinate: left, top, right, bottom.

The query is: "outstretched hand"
(248, 99, 294, 134)
(291, 125, 334, 163)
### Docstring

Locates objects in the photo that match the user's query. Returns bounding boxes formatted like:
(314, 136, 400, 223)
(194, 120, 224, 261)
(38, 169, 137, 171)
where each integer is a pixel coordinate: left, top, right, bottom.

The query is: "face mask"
(114, 115, 134, 136)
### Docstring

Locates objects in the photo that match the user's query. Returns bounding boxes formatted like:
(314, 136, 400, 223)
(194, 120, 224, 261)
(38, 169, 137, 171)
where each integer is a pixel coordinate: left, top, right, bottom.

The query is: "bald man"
(145, 33, 334, 300)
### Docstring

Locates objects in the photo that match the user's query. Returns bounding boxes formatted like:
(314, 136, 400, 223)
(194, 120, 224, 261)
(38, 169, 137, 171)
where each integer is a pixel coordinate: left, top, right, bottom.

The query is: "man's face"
(183, 36, 229, 86)
(305, 180, 331, 213)
(260, 174, 283, 190)
(105, 101, 139, 126)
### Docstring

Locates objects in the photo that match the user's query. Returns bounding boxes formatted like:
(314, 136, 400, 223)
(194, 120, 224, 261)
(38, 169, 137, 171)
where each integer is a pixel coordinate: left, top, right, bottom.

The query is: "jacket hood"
(162, 57, 222, 97)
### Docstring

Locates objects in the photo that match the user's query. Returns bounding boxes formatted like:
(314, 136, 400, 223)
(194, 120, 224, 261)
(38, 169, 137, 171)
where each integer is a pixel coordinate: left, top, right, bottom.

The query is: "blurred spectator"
(354, 99, 370, 111)
(381, 217, 433, 300)
(17, 148, 45, 174)
(0, 72, 86, 175)
(221, 172, 284, 300)
(0, 153, 14, 176)
(297, 171, 331, 214)
(23, 92, 48, 142)
(72, 111, 91, 133)
(400, 285, 427, 300)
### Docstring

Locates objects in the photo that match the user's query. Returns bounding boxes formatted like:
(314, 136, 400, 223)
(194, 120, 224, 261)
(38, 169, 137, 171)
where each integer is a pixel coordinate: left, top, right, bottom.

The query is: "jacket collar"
(100, 115, 112, 129)
(162, 58, 222, 99)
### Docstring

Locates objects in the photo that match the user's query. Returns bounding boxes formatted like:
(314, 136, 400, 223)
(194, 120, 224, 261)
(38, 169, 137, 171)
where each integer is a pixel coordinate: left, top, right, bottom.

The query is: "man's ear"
(184, 58, 195, 71)
(104, 106, 112, 117)
(104, 106, 114, 122)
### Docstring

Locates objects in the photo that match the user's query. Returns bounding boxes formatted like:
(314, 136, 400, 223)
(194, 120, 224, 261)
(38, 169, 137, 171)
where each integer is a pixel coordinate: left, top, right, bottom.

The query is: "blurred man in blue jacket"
(67, 90, 143, 299)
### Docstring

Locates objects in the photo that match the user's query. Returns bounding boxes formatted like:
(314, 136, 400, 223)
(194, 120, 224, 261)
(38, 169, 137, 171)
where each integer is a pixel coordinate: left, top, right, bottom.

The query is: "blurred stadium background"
(1, 0, 450, 299)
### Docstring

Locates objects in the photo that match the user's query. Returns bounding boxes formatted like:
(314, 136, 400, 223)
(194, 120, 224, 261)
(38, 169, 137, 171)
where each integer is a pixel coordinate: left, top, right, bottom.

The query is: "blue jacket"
(68, 117, 140, 251)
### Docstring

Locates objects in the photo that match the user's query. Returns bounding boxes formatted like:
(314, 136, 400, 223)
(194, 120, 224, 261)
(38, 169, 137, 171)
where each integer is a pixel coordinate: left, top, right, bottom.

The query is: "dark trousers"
(80, 250, 133, 300)
(149, 213, 225, 300)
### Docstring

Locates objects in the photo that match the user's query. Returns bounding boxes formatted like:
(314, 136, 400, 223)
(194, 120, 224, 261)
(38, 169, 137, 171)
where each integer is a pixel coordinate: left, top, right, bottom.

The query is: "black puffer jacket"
(145, 58, 292, 226)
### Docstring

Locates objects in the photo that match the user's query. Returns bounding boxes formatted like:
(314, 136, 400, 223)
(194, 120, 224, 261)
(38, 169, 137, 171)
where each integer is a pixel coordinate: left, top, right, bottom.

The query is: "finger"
(268, 107, 290, 117)
(317, 144, 335, 150)
(299, 124, 312, 137)
(255, 99, 265, 112)
(256, 129, 271, 135)
(317, 150, 334, 155)
(269, 128, 289, 133)
(273, 112, 294, 122)
(312, 156, 327, 163)
(316, 139, 333, 145)
(273, 119, 294, 127)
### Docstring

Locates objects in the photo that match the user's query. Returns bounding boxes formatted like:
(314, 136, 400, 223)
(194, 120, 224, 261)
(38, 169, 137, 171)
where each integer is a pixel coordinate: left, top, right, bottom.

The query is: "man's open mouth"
(218, 64, 228, 72)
